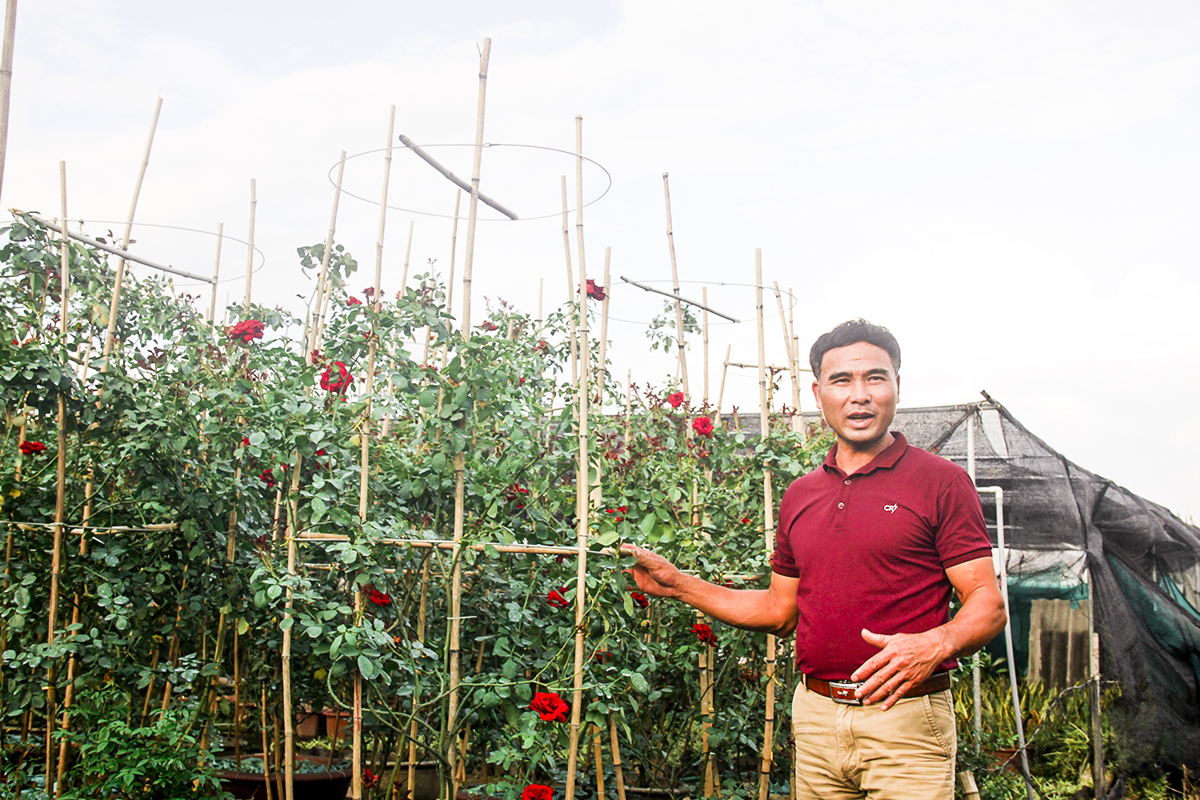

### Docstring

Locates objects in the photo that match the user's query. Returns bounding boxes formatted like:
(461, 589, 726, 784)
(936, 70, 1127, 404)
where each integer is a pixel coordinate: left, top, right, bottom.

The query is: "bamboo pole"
(400, 220, 414, 298)
(0, 0, 16, 205)
(698, 611, 714, 799)
(445, 191, 461, 321)
(447, 38, 490, 800)
(282, 454, 303, 800)
(407, 555, 431, 797)
(397, 133, 516, 220)
(787, 286, 803, 431)
(716, 345, 732, 421)
(624, 370, 632, 445)
(45, 165, 70, 791)
(662, 173, 689, 396)
(307, 153, 346, 359)
(261, 686, 274, 800)
(565, 200, 592, 800)
(560, 176, 578, 384)
(702, 288, 710, 406)
(771, 283, 803, 429)
(233, 629, 242, 766)
(243, 179, 256, 312)
(99, 97, 161, 365)
(592, 724, 606, 800)
(608, 714, 627, 800)
(207, 222, 224, 323)
(595, 247, 611, 406)
(756, 251, 777, 800)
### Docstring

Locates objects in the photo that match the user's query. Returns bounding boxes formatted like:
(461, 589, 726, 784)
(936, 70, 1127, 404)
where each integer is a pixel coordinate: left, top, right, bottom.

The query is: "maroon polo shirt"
(772, 432, 992, 679)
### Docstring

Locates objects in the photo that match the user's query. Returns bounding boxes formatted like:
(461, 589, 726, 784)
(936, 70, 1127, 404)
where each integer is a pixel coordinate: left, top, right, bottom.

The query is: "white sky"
(4, 1, 1199, 519)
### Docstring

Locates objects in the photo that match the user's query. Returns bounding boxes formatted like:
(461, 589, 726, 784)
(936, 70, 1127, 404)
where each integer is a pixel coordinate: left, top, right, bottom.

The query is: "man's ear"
(811, 380, 822, 412)
(895, 374, 900, 402)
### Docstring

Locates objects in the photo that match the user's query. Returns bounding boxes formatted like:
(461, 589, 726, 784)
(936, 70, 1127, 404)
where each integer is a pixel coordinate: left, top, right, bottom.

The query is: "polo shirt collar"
(821, 432, 909, 477)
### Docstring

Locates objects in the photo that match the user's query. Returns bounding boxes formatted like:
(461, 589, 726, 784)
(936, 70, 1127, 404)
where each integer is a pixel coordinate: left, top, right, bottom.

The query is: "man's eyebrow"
(823, 367, 893, 381)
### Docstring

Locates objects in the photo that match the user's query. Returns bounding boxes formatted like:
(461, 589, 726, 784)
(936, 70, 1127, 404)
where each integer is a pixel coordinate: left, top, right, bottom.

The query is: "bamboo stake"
(702, 288, 710, 406)
(243, 179, 256, 312)
(261, 686, 274, 800)
(565, 223, 592, 800)
(407, 556, 431, 798)
(560, 176, 578, 384)
(624, 370, 632, 445)
(45, 165, 70, 791)
(282, 454, 303, 800)
(771, 283, 801, 421)
(0, 0, 17, 205)
(448, 38, 490, 800)
(699, 611, 713, 799)
(592, 724, 606, 800)
(608, 714, 627, 800)
(756, 251, 777, 800)
(101, 97, 161, 364)
(400, 219, 414, 298)
(788, 287, 803, 431)
(307, 153, 346, 359)
(207, 222, 224, 323)
(716, 345, 732, 421)
(445, 191, 461, 320)
(662, 173, 689, 396)
(596, 247, 611, 406)
(397, 133, 516, 220)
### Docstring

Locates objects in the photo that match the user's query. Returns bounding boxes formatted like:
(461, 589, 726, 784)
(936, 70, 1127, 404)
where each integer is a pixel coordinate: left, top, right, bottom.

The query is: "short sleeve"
(936, 471, 993, 569)
(772, 483, 801, 578)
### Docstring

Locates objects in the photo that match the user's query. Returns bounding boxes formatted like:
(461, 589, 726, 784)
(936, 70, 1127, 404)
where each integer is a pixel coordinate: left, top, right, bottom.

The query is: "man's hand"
(850, 628, 949, 710)
(620, 543, 686, 598)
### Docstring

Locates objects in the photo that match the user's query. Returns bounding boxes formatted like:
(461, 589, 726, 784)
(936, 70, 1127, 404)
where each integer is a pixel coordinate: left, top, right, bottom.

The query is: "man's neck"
(834, 431, 896, 475)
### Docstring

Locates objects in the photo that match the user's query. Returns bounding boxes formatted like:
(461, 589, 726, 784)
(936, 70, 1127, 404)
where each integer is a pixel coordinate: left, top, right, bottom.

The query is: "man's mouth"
(846, 412, 874, 426)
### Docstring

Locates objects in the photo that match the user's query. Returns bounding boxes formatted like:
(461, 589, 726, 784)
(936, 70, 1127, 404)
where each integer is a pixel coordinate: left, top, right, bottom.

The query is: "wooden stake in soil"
(755, 251, 778, 800)
(662, 173, 689, 396)
(46, 164, 71, 792)
(101, 97, 162, 364)
(400, 219, 415, 298)
(444, 191, 461, 319)
(564, 206, 593, 800)
(243, 178, 256, 312)
(448, 38, 491, 800)
(282, 453, 304, 800)
(608, 714, 627, 800)
(716, 345, 732, 421)
(0, 0, 18, 205)
(560, 175, 578, 383)
(596, 247, 611, 405)
(307, 153, 346, 359)
(207, 222, 224, 323)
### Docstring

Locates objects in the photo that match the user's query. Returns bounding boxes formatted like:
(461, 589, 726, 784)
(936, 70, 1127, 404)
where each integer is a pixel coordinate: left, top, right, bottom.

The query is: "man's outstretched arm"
(621, 543, 800, 637)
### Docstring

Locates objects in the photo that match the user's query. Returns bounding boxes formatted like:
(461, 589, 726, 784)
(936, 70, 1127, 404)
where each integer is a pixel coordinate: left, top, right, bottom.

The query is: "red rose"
(479, 320, 498, 331)
(692, 623, 717, 646)
(742, 517, 752, 524)
(547, 588, 570, 609)
(310, 349, 325, 365)
(692, 416, 714, 437)
(534, 340, 551, 355)
(320, 361, 354, 394)
(667, 391, 685, 408)
(585, 279, 606, 301)
(630, 591, 649, 609)
(259, 468, 276, 488)
(362, 767, 379, 788)
(363, 287, 376, 298)
(529, 691, 569, 722)
(369, 589, 391, 607)
(227, 319, 265, 344)
(523, 785, 553, 800)
(18, 441, 47, 455)
(347, 296, 364, 306)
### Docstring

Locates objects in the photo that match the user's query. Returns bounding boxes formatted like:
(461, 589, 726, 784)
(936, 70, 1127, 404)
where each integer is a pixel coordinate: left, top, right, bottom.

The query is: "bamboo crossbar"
(20, 213, 214, 284)
(618, 276, 740, 323)
(397, 133, 517, 220)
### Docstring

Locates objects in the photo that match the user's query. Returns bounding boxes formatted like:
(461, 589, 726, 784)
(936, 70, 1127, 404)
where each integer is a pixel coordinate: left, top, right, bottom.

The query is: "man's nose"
(849, 378, 870, 401)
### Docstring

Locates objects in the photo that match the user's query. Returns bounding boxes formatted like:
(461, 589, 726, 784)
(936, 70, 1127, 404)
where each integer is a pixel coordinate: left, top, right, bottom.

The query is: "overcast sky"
(4, 1, 1199, 520)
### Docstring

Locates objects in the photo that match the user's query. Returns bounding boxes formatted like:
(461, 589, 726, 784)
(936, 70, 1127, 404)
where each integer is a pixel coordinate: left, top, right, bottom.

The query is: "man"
(622, 319, 1006, 799)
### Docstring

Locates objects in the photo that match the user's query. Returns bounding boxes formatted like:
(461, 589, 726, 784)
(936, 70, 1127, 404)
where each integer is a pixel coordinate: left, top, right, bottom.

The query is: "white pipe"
(979, 485, 1035, 799)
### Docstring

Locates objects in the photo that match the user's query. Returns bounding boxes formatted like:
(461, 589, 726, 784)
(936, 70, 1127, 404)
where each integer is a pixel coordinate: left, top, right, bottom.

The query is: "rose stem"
(756, 250, 778, 800)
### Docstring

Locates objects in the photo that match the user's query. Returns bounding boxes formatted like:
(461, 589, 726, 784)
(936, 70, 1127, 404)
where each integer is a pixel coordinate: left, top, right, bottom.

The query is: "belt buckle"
(827, 679, 864, 706)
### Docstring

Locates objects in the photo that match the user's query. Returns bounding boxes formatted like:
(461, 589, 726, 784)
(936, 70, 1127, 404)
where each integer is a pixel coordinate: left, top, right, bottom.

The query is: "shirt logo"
(883, 503, 898, 514)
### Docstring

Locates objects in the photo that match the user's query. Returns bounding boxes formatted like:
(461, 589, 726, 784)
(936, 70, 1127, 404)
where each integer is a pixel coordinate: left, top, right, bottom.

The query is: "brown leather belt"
(803, 672, 951, 706)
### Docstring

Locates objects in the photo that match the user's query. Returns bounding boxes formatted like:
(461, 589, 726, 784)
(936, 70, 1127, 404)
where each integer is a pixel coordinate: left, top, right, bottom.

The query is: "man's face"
(811, 341, 899, 452)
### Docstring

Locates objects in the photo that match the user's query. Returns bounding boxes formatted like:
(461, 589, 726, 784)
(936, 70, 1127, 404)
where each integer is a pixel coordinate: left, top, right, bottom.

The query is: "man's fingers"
(860, 628, 889, 648)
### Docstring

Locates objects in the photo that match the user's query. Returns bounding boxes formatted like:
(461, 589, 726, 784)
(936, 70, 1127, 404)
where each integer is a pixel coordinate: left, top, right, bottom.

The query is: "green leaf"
(630, 672, 650, 693)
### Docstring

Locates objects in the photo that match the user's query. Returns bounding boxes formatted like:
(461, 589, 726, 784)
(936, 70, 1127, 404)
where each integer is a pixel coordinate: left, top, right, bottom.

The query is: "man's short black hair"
(809, 319, 901, 378)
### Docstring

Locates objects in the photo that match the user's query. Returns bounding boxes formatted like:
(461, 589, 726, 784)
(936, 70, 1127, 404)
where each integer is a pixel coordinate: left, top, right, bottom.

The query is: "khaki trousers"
(790, 677, 956, 800)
